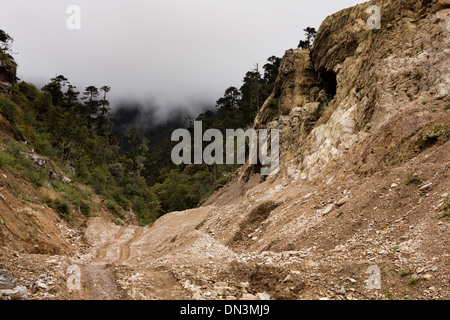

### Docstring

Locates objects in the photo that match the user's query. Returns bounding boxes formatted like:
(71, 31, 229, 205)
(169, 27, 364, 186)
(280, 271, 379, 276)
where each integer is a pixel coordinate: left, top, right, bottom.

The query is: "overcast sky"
(2, 0, 367, 117)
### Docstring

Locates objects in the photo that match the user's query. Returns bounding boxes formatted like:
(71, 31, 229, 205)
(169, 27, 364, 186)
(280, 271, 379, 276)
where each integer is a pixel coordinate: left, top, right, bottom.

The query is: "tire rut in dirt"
(119, 227, 144, 265)
(93, 226, 129, 264)
(81, 264, 128, 300)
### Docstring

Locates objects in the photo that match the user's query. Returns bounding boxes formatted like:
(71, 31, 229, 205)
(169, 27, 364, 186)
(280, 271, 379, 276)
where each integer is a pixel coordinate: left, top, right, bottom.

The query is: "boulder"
(257, 292, 271, 300)
(0, 270, 16, 289)
(0, 286, 28, 300)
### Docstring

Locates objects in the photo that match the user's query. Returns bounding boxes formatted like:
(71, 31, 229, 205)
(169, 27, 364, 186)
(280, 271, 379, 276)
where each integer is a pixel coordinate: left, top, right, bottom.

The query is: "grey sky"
(2, 0, 367, 117)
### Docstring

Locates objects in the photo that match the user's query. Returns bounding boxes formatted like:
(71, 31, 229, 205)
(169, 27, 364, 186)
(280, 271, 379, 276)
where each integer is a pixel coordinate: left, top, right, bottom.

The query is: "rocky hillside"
(1, 0, 449, 300)
(251, 0, 450, 184)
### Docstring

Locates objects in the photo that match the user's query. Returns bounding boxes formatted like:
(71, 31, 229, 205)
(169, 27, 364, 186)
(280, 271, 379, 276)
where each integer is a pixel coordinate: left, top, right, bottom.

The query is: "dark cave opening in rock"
(320, 71, 337, 100)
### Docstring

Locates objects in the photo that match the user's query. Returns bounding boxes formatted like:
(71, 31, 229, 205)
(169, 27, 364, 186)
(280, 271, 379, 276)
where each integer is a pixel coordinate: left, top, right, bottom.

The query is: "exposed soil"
(81, 264, 126, 300)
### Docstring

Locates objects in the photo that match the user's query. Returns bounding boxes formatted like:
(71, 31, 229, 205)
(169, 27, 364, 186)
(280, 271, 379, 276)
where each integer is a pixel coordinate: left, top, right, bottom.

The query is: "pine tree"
(42, 75, 68, 107)
(297, 27, 317, 49)
(82, 86, 100, 129)
(98, 86, 112, 137)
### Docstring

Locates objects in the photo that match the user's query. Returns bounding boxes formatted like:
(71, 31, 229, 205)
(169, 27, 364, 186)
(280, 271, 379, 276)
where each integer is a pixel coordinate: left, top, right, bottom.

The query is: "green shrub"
(267, 97, 279, 109)
(52, 198, 72, 221)
(80, 200, 92, 217)
(0, 51, 17, 71)
(109, 163, 125, 180)
(0, 140, 30, 171)
(213, 175, 231, 191)
(107, 199, 122, 215)
(409, 275, 420, 285)
(15, 81, 40, 103)
(0, 150, 15, 167)
(438, 197, 450, 220)
(0, 140, 47, 187)
(418, 128, 441, 148)
(399, 270, 410, 277)
(131, 196, 159, 226)
(404, 176, 423, 186)
(0, 98, 21, 124)
(35, 134, 54, 157)
(89, 167, 109, 194)
(23, 167, 47, 187)
(389, 245, 401, 252)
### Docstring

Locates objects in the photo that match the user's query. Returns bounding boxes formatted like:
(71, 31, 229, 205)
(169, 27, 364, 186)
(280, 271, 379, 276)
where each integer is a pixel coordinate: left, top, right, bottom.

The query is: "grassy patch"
(404, 176, 423, 186)
(107, 199, 124, 218)
(0, 139, 48, 187)
(438, 197, 450, 220)
(51, 198, 72, 222)
(50, 181, 95, 217)
(417, 126, 450, 149)
(399, 269, 410, 277)
(17, 193, 38, 204)
(385, 289, 394, 300)
(79, 200, 93, 217)
(409, 275, 421, 285)
(418, 128, 441, 148)
(413, 71, 423, 81)
(388, 245, 401, 252)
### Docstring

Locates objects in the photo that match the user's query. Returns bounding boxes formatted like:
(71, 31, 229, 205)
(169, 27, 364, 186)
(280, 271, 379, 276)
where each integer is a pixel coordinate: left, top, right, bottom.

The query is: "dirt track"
(75, 220, 191, 300)
(81, 264, 123, 300)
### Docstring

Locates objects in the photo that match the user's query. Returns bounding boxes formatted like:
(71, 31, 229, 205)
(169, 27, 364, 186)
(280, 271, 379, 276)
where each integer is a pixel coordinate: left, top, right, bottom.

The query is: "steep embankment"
(1, 0, 449, 300)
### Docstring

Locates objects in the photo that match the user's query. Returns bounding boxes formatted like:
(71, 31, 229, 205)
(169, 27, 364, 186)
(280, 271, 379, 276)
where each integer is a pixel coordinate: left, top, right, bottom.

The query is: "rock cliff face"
(251, 0, 449, 185)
